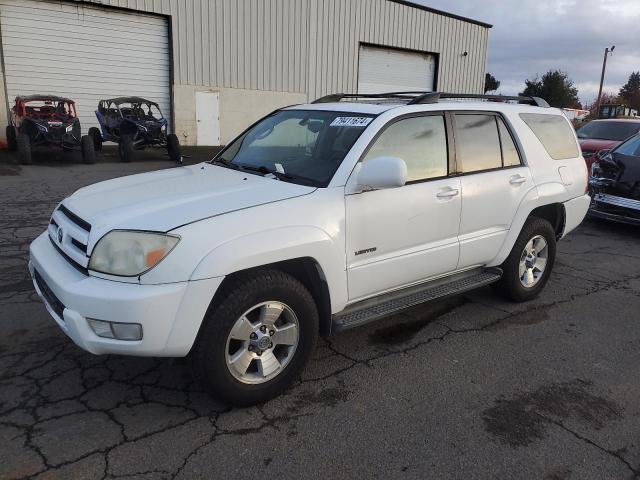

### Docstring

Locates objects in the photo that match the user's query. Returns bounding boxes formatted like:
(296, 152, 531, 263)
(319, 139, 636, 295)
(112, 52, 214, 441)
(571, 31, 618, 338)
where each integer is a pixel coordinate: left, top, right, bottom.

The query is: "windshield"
(213, 110, 375, 187)
(577, 121, 640, 141)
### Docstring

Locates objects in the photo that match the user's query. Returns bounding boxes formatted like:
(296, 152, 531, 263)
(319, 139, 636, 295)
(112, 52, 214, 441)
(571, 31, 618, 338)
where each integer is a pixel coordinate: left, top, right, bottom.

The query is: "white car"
(29, 92, 590, 405)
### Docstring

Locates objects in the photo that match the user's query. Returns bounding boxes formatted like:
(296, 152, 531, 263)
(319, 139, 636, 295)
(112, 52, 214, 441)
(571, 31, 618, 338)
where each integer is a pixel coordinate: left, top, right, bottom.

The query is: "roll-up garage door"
(0, 0, 171, 133)
(357, 45, 436, 94)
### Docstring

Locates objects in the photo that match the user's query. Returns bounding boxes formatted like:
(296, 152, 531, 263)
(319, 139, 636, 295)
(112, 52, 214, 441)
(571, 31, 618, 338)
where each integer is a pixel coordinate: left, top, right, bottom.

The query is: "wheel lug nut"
(248, 345, 254, 351)
(260, 325, 267, 333)
(269, 342, 273, 349)
(257, 350, 262, 356)
(250, 332, 257, 340)
(269, 330, 275, 336)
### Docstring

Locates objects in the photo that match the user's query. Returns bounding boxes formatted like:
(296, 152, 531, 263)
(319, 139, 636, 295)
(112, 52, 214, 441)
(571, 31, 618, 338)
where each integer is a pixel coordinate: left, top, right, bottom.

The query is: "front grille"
(49, 205, 91, 272)
(34, 270, 65, 319)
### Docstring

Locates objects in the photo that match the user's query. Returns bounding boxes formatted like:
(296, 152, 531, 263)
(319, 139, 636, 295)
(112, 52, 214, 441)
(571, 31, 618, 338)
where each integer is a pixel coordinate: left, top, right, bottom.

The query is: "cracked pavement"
(1, 150, 639, 479)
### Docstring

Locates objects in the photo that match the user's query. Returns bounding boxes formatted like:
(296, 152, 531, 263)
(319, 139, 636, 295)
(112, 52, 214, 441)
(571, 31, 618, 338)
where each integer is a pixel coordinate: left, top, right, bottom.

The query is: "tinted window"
(455, 114, 502, 172)
(576, 121, 640, 141)
(497, 118, 521, 167)
(520, 113, 580, 160)
(363, 115, 448, 182)
(615, 135, 640, 157)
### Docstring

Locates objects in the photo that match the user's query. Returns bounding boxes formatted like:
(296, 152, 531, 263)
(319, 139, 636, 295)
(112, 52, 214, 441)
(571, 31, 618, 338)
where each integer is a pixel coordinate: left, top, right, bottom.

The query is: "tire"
(81, 135, 96, 164)
(495, 217, 557, 302)
(167, 133, 181, 162)
(118, 135, 134, 163)
(88, 127, 102, 151)
(17, 133, 32, 165)
(190, 269, 319, 406)
(6, 125, 17, 151)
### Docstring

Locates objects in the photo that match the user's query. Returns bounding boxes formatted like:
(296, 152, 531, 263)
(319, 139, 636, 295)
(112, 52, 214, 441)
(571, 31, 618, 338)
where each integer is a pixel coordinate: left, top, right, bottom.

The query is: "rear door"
(453, 112, 534, 268)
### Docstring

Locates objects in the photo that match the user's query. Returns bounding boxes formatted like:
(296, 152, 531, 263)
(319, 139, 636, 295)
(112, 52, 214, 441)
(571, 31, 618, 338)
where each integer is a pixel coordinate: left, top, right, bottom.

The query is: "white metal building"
(0, 0, 491, 146)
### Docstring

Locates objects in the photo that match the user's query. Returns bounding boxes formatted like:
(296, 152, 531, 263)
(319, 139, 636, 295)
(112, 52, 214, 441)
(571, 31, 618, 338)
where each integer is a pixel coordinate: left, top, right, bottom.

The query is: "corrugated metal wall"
(66, 0, 490, 98)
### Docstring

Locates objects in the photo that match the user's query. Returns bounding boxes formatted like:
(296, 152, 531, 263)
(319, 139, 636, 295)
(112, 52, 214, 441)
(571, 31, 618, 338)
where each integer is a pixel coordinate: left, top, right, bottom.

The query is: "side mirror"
(356, 156, 407, 191)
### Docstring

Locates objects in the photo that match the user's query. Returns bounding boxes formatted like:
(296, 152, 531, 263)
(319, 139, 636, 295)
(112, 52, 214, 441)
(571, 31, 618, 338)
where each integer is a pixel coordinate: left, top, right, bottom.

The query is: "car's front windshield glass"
(577, 121, 639, 141)
(212, 109, 376, 187)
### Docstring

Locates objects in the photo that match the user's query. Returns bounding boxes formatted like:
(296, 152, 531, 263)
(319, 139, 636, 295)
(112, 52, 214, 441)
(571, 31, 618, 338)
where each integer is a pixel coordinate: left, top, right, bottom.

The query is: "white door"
(0, 0, 171, 134)
(357, 45, 436, 94)
(453, 113, 534, 267)
(196, 92, 221, 146)
(345, 114, 460, 301)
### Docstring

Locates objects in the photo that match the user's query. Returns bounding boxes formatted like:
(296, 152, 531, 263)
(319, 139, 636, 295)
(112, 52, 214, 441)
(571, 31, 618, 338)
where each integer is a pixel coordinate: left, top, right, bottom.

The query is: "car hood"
(62, 163, 316, 241)
(579, 138, 620, 152)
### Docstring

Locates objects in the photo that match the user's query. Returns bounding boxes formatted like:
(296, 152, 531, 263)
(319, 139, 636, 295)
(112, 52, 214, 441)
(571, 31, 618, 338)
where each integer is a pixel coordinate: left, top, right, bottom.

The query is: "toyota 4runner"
(29, 92, 590, 406)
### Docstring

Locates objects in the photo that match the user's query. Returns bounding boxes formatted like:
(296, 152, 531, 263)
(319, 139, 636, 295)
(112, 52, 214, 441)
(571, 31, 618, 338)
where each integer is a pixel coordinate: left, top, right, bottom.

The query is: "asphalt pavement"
(1, 148, 639, 480)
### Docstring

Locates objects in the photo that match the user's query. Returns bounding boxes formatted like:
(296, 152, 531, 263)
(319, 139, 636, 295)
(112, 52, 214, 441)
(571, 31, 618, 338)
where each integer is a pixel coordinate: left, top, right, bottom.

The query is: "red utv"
(6, 95, 95, 165)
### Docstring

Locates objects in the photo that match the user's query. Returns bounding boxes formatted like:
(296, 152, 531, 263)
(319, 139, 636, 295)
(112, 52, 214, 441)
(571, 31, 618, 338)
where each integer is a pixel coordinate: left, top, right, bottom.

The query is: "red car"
(577, 119, 640, 168)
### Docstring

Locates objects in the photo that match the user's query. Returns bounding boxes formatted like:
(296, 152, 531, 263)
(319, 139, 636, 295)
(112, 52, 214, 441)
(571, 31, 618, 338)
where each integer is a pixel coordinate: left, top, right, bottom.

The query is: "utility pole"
(595, 46, 615, 118)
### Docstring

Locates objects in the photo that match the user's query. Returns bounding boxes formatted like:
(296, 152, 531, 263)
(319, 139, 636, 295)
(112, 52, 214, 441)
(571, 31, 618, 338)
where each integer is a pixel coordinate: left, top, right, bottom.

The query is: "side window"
(455, 114, 502, 172)
(496, 117, 522, 167)
(615, 135, 640, 157)
(519, 113, 580, 160)
(363, 115, 448, 182)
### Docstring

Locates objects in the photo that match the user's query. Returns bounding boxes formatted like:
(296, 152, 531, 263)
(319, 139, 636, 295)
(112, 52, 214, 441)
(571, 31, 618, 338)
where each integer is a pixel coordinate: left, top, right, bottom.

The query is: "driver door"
(345, 114, 461, 301)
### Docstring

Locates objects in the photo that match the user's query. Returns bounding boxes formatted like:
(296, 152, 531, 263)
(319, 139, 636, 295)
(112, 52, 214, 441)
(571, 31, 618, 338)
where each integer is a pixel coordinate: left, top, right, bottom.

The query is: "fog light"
(87, 319, 143, 341)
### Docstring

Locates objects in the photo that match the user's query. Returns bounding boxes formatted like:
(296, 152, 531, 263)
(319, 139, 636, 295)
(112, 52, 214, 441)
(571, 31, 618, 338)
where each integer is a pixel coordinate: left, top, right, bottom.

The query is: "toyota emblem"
(57, 227, 63, 243)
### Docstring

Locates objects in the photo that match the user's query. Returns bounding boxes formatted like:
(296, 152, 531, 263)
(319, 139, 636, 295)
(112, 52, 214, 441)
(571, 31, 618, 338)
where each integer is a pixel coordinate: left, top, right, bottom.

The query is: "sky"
(412, 0, 640, 105)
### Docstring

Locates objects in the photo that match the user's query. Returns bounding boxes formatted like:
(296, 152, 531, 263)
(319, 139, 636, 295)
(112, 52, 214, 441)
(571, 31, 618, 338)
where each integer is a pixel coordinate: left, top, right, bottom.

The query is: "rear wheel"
(167, 133, 181, 163)
(81, 135, 95, 164)
(495, 217, 557, 302)
(17, 134, 31, 165)
(191, 270, 318, 406)
(118, 135, 134, 162)
(6, 126, 17, 151)
(88, 127, 102, 151)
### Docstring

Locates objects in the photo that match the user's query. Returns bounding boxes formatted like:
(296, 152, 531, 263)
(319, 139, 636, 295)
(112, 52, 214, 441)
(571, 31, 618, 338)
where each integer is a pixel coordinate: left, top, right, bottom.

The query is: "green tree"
(619, 71, 640, 110)
(484, 73, 500, 93)
(520, 70, 580, 108)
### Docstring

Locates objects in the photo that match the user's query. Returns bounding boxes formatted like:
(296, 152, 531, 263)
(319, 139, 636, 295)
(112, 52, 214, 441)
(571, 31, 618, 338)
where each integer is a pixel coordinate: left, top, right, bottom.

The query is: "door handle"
(509, 174, 527, 185)
(436, 187, 459, 199)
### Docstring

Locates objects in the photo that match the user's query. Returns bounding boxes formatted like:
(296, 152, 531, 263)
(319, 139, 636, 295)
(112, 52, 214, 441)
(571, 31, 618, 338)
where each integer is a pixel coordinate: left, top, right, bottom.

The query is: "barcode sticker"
(330, 117, 373, 127)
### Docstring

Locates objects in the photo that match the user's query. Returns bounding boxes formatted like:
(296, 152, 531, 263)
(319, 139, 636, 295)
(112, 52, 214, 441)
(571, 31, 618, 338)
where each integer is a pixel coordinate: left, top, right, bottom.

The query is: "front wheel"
(88, 127, 102, 151)
(190, 270, 318, 406)
(81, 135, 96, 164)
(118, 135, 134, 162)
(495, 217, 557, 302)
(6, 125, 17, 151)
(167, 133, 181, 163)
(17, 133, 32, 165)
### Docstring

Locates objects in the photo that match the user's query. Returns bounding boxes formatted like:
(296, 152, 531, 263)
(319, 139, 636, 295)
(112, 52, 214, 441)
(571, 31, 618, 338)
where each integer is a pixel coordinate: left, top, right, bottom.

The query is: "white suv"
(29, 92, 590, 405)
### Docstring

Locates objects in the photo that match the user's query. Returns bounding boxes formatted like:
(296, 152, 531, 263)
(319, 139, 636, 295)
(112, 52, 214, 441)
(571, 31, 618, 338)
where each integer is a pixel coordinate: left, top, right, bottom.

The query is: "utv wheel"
(6, 126, 17, 151)
(17, 134, 32, 165)
(81, 135, 96, 164)
(495, 217, 557, 302)
(191, 270, 318, 406)
(167, 133, 181, 162)
(88, 127, 102, 151)
(118, 135, 134, 162)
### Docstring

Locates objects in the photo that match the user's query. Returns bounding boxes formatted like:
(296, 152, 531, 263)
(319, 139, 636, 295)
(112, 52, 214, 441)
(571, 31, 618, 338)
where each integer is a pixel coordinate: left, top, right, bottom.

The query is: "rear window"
(520, 113, 580, 160)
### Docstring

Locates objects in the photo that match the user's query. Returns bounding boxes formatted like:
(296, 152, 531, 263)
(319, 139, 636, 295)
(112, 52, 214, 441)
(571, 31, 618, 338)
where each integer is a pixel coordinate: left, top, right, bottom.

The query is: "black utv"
(92, 97, 181, 163)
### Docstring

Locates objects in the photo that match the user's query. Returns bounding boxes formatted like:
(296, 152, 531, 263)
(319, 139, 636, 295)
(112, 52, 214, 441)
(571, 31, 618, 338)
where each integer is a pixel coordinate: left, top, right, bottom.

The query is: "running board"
(332, 267, 502, 332)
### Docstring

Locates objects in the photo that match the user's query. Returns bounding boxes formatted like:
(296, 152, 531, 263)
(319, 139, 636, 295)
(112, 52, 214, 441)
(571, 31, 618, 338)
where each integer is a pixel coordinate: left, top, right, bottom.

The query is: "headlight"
(89, 230, 180, 276)
(590, 162, 600, 177)
(65, 124, 73, 133)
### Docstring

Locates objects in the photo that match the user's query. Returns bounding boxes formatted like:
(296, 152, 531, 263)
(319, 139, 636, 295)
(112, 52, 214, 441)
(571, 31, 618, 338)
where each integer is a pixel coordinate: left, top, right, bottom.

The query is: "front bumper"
(29, 232, 222, 356)
(588, 193, 640, 226)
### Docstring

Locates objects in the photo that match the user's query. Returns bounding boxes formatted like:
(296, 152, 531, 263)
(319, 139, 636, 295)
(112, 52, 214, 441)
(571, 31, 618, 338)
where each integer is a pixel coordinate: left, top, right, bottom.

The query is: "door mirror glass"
(357, 156, 407, 190)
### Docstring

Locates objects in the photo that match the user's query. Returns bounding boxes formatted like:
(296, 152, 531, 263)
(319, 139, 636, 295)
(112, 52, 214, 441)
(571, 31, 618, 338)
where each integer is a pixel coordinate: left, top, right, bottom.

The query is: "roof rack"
(312, 92, 550, 108)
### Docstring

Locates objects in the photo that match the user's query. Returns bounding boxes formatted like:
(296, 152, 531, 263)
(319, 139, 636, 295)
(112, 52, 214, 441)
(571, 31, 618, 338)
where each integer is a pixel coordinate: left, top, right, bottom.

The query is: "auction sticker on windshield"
(330, 117, 373, 127)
